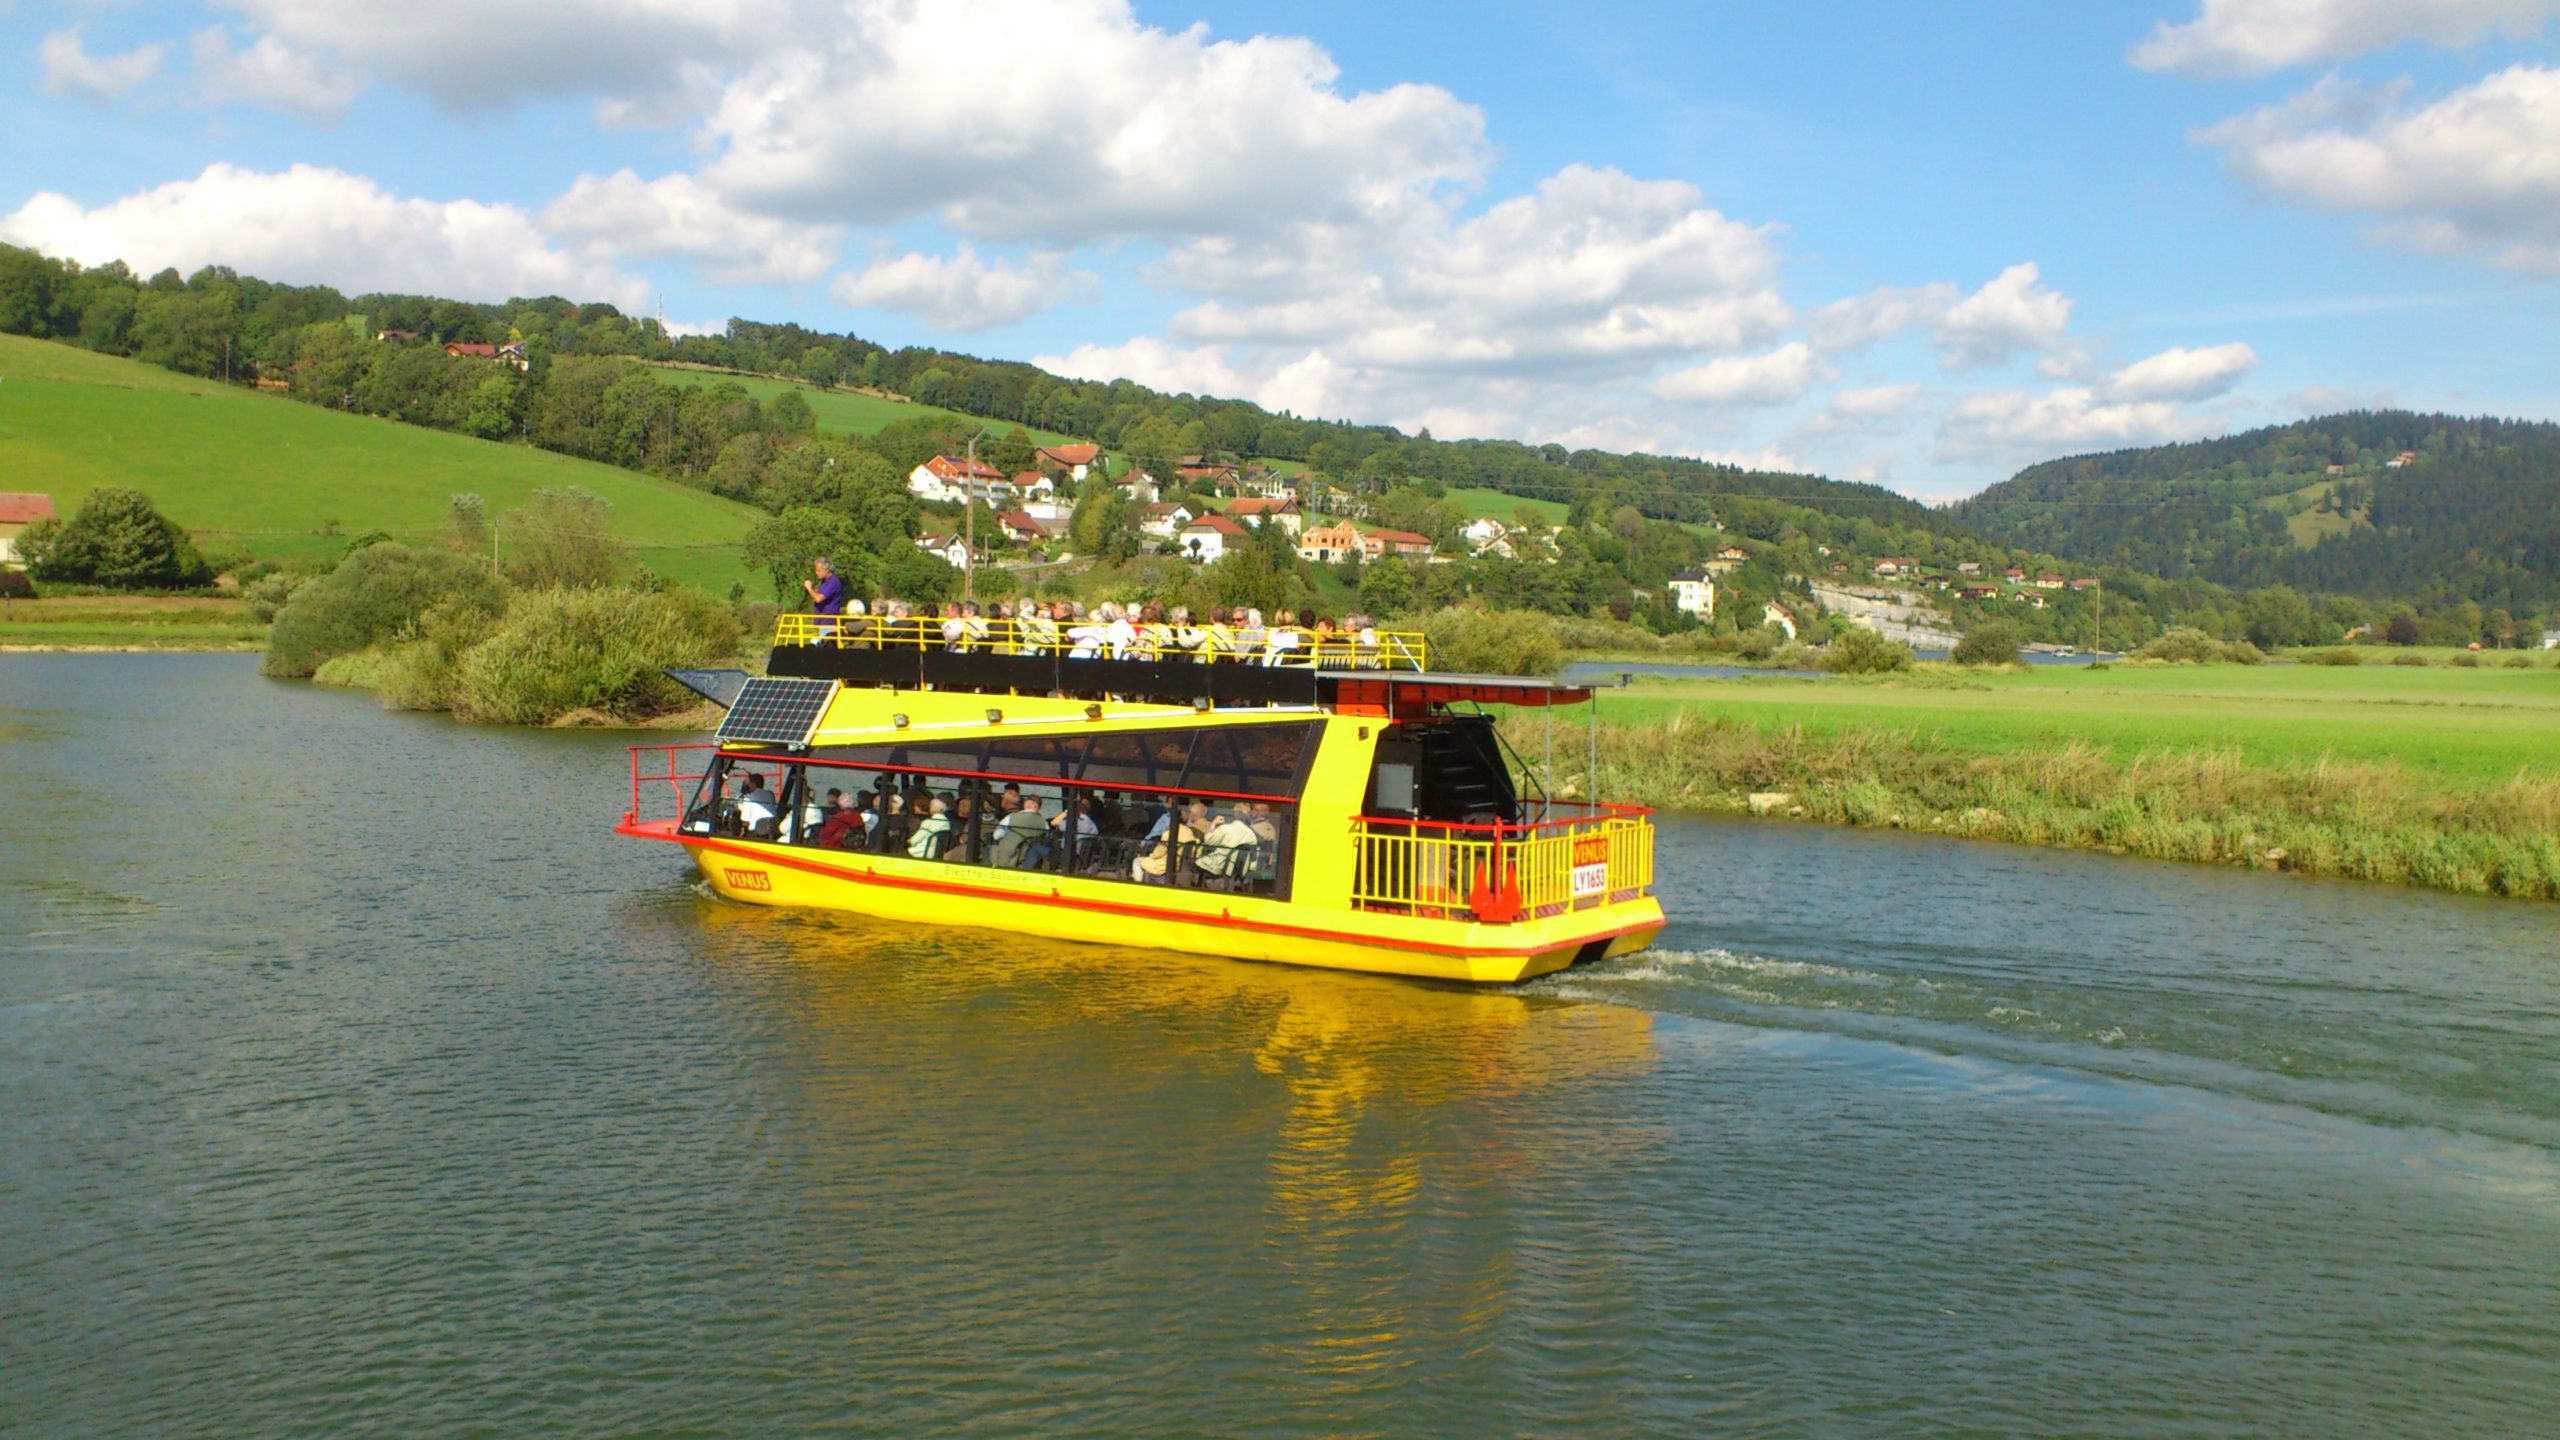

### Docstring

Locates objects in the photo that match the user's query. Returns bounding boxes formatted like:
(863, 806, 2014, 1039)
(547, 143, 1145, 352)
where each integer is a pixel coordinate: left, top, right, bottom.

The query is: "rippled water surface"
(5, 654, 2557, 1436)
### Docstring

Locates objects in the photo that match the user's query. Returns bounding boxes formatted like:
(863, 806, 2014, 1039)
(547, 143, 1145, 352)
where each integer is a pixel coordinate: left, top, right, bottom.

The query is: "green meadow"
(0, 335, 763, 592)
(641, 364, 1090, 452)
(0, 595, 266, 651)
(1595, 661, 2560, 787)
(1560, 660, 2560, 899)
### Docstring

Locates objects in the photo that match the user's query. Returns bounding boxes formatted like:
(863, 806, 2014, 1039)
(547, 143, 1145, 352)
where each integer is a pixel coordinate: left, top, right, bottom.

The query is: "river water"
(5, 654, 2556, 1437)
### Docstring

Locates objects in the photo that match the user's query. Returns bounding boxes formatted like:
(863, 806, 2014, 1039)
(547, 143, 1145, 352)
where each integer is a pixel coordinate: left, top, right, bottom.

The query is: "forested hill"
(1953, 413, 2560, 611)
(0, 242, 1942, 544)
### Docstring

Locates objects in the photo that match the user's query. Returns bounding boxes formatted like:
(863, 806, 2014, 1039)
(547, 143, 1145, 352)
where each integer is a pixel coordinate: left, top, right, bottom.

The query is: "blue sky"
(5, 0, 2556, 499)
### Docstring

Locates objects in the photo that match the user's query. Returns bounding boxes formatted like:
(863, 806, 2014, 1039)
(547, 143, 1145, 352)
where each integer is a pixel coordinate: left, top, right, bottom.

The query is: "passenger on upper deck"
(803, 558, 846, 637)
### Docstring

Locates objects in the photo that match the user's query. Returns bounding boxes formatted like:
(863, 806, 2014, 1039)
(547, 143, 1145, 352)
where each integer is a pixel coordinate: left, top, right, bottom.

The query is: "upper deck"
(766, 614, 1598, 713)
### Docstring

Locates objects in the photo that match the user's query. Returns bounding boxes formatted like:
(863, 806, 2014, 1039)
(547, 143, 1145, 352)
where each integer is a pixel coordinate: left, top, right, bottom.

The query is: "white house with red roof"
(914, 532, 972, 569)
(1224, 495, 1301, 535)
(1007, 470, 1056, 502)
(0, 492, 56, 565)
(1179, 513, 1248, 564)
(908, 454, 1007, 504)
(1136, 502, 1194, 539)
(1034, 443, 1102, 481)
(997, 511, 1049, 546)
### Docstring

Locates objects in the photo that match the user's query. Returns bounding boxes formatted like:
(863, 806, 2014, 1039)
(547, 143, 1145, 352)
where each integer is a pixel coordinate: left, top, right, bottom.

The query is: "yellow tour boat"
(618, 614, 1663, 984)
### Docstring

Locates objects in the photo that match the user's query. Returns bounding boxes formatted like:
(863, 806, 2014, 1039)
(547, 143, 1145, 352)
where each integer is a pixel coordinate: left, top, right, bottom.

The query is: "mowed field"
(1596, 661, 2560, 788)
(641, 365, 1091, 453)
(0, 336, 763, 592)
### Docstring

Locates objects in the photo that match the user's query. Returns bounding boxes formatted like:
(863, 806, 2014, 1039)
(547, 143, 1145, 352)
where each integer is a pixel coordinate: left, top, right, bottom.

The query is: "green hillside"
(1954, 412, 2560, 612)
(641, 364, 1090, 452)
(0, 335, 761, 591)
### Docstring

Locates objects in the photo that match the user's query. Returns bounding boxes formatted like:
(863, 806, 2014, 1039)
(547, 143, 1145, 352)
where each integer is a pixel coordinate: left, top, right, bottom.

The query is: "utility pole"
(491, 515, 501, 580)
(963, 425, 992, 603)
(2092, 578, 2102, 660)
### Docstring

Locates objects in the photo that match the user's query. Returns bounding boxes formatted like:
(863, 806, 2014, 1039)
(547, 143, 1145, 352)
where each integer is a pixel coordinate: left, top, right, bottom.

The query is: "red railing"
(628, 743, 719, 826)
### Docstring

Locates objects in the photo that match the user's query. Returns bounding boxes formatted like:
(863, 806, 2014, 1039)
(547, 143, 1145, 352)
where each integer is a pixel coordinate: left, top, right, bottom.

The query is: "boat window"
(721, 721, 1317, 900)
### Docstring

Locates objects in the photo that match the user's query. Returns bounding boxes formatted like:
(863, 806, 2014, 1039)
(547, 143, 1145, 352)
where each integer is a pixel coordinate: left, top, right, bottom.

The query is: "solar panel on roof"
(717, 677, 838, 746)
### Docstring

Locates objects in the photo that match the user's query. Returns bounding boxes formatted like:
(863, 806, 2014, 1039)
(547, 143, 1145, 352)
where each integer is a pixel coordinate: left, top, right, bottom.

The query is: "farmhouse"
(2068, 577, 2098, 591)
(997, 511, 1048, 546)
(2034, 574, 2065, 589)
(0, 492, 56, 565)
(1957, 560, 1981, 575)
(2003, 566, 2027, 581)
(1668, 566, 1716, 619)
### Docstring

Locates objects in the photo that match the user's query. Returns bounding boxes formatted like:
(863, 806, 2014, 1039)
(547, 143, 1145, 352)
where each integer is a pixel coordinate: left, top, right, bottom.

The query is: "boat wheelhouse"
(618, 616, 1662, 984)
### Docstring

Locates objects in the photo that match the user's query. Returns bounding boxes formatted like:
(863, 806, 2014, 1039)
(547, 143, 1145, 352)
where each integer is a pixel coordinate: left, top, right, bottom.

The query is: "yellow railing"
(774, 613, 1428, 670)
(1349, 809, 1654, 923)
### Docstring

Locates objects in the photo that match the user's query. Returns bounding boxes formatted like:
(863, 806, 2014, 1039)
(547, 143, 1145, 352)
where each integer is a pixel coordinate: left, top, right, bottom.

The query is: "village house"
(2003, 566, 2027, 582)
(1034, 443, 1102, 482)
(1116, 471, 1159, 504)
(1957, 560, 1981, 575)
(1360, 528, 1434, 560)
(0, 492, 56, 565)
(908, 454, 1008, 505)
(2386, 451, 2419, 469)
(913, 532, 972, 569)
(2542, 628, 2560, 650)
(1296, 521, 1363, 565)
(1225, 495, 1302, 535)
(1958, 585, 1997, 601)
(1136, 502, 1195, 539)
(2325, 464, 2349, 477)
(1179, 513, 1247, 564)
(2068, 577, 2099, 591)
(1763, 604, 1798, 640)
(1668, 566, 1716, 619)
(997, 512, 1048, 547)
(1175, 455, 1241, 489)
(1006, 471, 1056, 503)
(2034, 573, 2065, 589)
(1870, 557, 1908, 577)
(1459, 516, 1507, 551)
(375, 329, 420, 343)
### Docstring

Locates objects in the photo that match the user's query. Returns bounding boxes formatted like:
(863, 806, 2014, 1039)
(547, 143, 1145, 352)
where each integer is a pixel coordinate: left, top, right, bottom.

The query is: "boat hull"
(623, 821, 1663, 985)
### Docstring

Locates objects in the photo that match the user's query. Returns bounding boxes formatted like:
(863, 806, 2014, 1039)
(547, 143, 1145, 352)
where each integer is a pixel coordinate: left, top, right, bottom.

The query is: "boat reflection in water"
(673, 892, 1656, 1385)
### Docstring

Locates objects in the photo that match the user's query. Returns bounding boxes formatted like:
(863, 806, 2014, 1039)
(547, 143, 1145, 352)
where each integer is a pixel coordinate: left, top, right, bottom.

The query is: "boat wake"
(1538, 946, 2560, 1158)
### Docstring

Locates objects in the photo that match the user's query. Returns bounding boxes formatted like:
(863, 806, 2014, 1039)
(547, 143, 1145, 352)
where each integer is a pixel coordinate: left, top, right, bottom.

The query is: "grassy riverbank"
(0, 595, 266, 651)
(1545, 662, 2560, 899)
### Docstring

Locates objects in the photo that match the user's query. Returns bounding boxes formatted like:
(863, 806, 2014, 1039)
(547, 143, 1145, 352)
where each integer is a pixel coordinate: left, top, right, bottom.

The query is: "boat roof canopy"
(761, 646, 1615, 712)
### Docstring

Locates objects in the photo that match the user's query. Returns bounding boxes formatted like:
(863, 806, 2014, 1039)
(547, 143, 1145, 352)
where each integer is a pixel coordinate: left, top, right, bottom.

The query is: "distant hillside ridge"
(1952, 412, 2560, 611)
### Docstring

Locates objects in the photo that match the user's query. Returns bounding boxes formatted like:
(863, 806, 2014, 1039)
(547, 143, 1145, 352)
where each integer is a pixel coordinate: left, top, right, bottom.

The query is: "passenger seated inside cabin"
(737, 772, 779, 837)
(1194, 809, 1262, 889)
(990, 795, 1048, 868)
(816, 791, 867, 849)
(906, 794, 953, 860)
(1134, 801, 1199, 884)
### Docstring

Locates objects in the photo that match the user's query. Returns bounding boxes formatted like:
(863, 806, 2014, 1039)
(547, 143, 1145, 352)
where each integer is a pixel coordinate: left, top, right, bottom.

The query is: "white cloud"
(1805, 265, 2075, 370)
(2133, 0, 2560, 76)
(1938, 388, 2202, 461)
(831, 245, 1098, 331)
(208, 0, 785, 111)
(2105, 342, 2258, 401)
(693, 0, 1486, 246)
(1937, 262, 2075, 369)
(541, 170, 837, 285)
(2200, 66, 2560, 272)
(1808, 283, 1957, 352)
(0, 163, 646, 308)
(1655, 342, 1823, 406)
(190, 27, 359, 120)
(1049, 164, 1791, 444)
(38, 26, 164, 101)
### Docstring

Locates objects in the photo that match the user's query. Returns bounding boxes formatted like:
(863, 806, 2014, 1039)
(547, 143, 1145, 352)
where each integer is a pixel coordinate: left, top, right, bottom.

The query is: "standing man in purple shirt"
(803, 556, 846, 640)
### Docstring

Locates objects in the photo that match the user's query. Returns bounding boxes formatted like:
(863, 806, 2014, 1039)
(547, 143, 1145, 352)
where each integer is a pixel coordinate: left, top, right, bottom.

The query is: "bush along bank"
(1523, 712, 2560, 901)
(266, 538, 743, 726)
